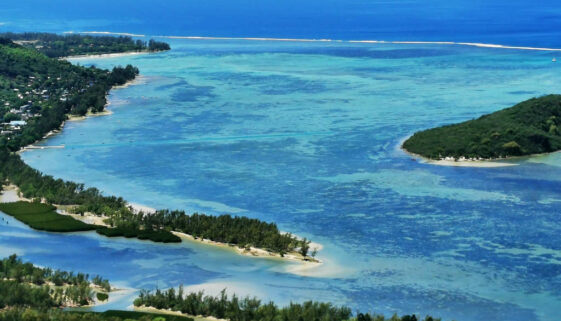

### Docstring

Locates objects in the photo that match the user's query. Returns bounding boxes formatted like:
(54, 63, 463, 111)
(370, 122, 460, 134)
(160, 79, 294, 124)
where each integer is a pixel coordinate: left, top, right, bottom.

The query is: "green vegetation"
(134, 288, 438, 321)
(403, 95, 561, 159)
(0, 200, 180, 243)
(126, 210, 310, 255)
(97, 292, 109, 302)
(0, 255, 190, 321)
(0, 37, 311, 255)
(1, 32, 170, 58)
(0, 309, 194, 321)
(0, 37, 139, 151)
(0, 201, 94, 232)
(0, 254, 110, 308)
(96, 226, 181, 243)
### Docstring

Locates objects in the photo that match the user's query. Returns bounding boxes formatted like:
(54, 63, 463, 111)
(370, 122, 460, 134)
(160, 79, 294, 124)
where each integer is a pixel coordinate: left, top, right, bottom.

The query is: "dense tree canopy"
(1, 33, 170, 58)
(134, 287, 437, 321)
(0, 254, 110, 308)
(403, 95, 561, 159)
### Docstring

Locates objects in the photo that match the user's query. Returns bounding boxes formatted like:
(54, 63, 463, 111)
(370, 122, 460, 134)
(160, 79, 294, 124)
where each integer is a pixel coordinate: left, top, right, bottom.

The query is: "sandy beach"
(1, 183, 320, 267)
(425, 158, 518, 168)
(399, 141, 518, 168)
(0, 185, 28, 203)
(134, 306, 226, 321)
(57, 207, 111, 227)
(64, 51, 151, 60)
(128, 202, 157, 214)
(67, 109, 113, 121)
(172, 230, 322, 264)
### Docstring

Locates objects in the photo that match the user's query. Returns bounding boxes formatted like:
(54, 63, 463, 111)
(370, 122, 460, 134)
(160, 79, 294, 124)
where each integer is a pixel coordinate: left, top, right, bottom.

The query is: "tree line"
(0, 32, 170, 58)
(134, 287, 439, 321)
(0, 254, 110, 309)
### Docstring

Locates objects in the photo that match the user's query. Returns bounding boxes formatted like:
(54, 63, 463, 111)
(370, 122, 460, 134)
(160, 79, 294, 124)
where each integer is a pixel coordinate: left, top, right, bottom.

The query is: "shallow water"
(3, 39, 561, 320)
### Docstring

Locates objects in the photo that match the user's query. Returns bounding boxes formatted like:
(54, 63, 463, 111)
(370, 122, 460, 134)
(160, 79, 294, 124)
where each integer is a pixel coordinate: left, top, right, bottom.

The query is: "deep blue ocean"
(2, 0, 561, 47)
(2, 2, 561, 321)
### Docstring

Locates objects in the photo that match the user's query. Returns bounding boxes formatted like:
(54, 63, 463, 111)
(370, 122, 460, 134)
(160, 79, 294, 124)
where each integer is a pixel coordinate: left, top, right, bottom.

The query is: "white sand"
(134, 306, 227, 321)
(128, 202, 156, 214)
(172, 230, 322, 265)
(0, 185, 27, 203)
(401, 146, 518, 168)
(426, 159, 517, 168)
(65, 52, 149, 60)
(57, 208, 110, 227)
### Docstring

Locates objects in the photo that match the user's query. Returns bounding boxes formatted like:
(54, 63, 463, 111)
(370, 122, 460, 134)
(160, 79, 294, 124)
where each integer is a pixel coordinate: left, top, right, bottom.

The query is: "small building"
(9, 120, 27, 127)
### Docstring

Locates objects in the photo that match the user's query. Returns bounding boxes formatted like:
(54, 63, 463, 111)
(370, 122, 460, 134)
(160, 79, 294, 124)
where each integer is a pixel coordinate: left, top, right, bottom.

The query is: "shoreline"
(404, 148, 519, 168)
(18, 75, 146, 154)
(172, 230, 322, 264)
(64, 51, 162, 60)
(1, 183, 322, 265)
(7, 56, 322, 267)
(134, 306, 225, 321)
(398, 136, 519, 168)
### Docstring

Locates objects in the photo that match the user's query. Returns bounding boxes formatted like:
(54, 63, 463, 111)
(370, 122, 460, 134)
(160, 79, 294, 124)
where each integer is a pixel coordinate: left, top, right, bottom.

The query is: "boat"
(553, 57, 557, 62)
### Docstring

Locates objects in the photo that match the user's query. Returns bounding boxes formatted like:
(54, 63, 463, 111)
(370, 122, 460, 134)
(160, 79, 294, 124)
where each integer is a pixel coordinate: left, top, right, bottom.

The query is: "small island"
(403, 95, 561, 161)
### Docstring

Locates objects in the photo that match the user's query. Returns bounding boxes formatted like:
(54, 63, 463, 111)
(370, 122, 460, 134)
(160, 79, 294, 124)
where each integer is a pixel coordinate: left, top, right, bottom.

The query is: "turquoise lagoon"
(2, 39, 561, 320)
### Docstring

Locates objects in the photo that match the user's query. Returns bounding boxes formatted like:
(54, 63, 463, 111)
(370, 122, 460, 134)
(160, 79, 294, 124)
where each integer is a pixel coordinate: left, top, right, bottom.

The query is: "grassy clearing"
(0, 201, 96, 232)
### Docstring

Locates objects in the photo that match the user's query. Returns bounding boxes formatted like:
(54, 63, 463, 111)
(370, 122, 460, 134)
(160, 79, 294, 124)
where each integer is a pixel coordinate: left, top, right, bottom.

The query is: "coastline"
(405, 149, 518, 168)
(399, 136, 519, 168)
(1, 183, 322, 265)
(6, 53, 322, 266)
(18, 75, 146, 154)
(172, 230, 322, 264)
(134, 306, 225, 321)
(64, 51, 156, 60)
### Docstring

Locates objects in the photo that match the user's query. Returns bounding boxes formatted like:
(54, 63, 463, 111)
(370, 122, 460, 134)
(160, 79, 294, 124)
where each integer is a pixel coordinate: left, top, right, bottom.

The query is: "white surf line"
(70, 31, 561, 52)
(65, 31, 146, 37)
(350, 40, 561, 52)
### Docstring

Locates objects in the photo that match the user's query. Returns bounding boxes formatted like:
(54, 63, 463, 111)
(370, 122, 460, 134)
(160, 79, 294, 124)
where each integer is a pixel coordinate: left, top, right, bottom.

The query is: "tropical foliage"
(1, 32, 170, 58)
(134, 287, 438, 321)
(0, 254, 110, 308)
(403, 95, 561, 159)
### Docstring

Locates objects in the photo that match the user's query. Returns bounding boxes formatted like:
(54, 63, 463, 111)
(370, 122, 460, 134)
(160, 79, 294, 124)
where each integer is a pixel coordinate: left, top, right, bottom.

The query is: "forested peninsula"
(0, 32, 170, 58)
(0, 35, 315, 261)
(403, 95, 561, 160)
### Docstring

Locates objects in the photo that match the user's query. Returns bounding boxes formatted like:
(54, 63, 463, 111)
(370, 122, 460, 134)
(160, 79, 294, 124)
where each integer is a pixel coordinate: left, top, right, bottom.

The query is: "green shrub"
(96, 292, 109, 301)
